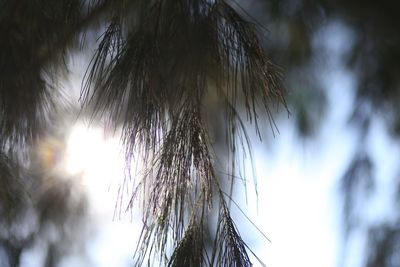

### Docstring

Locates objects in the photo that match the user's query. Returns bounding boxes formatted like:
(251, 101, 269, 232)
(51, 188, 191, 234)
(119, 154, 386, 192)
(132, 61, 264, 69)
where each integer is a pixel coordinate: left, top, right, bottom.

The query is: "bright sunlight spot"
(64, 122, 125, 212)
(62, 122, 140, 267)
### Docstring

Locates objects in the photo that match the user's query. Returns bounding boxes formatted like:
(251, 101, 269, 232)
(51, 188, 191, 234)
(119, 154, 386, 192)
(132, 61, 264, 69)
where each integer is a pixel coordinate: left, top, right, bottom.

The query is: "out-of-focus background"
(1, 0, 400, 266)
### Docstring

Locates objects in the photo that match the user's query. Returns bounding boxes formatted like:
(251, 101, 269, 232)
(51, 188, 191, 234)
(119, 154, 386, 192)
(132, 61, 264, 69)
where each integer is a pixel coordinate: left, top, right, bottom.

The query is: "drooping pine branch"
(211, 191, 252, 267)
(81, 0, 286, 265)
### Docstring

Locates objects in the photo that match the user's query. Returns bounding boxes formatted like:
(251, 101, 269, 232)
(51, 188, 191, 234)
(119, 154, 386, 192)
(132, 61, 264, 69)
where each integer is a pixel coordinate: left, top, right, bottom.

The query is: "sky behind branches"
(14, 20, 384, 267)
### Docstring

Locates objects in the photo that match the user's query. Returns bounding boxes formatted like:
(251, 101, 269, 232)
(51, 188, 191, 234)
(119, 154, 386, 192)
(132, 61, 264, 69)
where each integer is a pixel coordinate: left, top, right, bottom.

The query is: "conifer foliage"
(0, 0, 285, 265)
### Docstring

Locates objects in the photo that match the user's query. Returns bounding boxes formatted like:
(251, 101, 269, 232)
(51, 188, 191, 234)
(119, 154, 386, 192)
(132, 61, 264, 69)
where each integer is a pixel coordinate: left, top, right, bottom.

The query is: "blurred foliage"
(366, 223, 400, 267)
(340, 153, 374, 236)
(1, 134, 88, 267)
(0, 0, 85, 157)
(243, 0, 400, 136)
(242, 0, 400, 266)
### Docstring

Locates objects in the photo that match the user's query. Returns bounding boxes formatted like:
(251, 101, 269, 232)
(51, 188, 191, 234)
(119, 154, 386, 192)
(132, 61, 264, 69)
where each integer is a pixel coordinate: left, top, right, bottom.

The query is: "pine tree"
(0, 1, 286, 265)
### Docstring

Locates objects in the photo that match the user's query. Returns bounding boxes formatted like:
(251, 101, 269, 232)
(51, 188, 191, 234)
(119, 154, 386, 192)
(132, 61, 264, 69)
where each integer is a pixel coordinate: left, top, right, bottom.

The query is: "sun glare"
(65, 122, 125, 208)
